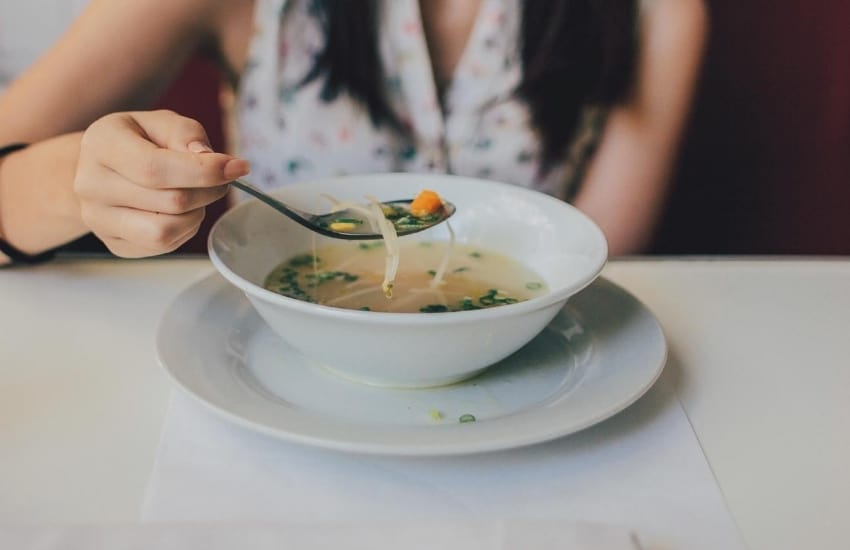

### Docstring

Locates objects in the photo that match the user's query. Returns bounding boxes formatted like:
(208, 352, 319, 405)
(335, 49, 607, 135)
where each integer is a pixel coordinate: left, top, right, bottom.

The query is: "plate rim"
(156, 273, 667, 456)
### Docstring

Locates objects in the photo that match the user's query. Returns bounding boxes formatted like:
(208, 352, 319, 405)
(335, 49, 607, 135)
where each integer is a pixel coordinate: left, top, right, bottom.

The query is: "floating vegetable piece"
(409, 189, 445, 217)
(329, 221, 359, 232)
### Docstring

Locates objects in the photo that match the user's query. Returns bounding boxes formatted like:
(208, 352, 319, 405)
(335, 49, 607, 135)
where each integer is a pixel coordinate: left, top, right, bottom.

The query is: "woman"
(0, 0, 706, 263)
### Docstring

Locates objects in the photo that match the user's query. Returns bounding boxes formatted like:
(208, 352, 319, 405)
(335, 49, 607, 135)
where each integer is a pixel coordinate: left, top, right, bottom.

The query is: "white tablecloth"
(0, 522, 642, 550)
(4, 258, 850, 550)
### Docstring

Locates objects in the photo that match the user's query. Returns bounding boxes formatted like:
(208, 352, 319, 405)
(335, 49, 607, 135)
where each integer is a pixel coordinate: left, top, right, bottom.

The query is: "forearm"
(572, 110, 675, 257)
(0, 133, 89, 262)
(573, 0, 707, 256)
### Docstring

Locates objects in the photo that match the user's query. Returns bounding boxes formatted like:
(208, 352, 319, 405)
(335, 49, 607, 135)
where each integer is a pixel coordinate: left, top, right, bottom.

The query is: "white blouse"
(235, 0, 606, 200)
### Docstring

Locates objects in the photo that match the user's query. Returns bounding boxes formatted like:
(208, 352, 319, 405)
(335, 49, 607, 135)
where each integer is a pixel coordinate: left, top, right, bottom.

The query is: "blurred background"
(3, 1, 848, 256)
(652, 0, 850, 255)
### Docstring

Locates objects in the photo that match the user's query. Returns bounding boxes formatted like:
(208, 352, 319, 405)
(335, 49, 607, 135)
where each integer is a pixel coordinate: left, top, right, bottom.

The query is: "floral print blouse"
(235, 0, 606, 201)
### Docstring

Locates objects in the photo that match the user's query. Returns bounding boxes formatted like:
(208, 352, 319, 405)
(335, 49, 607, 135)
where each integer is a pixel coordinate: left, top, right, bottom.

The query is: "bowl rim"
(208, 173, 608, 325)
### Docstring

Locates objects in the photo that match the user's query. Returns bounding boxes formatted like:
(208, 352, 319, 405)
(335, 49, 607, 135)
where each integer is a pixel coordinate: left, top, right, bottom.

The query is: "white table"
(1, 257, 848, 550)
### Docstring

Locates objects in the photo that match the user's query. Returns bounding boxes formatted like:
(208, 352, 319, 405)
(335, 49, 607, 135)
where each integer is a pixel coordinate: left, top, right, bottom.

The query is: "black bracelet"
(0, 143, 60, 265)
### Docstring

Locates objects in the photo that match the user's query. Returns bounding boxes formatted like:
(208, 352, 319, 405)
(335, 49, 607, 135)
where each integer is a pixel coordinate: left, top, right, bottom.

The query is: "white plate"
(156, 273, 666, 455)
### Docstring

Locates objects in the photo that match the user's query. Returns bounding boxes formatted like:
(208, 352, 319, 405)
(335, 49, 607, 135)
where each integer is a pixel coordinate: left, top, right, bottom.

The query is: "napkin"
(0, 522, 641, 550)
(142, 376, 746, 550)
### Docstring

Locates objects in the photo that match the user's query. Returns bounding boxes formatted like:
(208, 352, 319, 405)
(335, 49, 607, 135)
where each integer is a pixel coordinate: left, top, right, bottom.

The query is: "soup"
(263, 241, 548, 313)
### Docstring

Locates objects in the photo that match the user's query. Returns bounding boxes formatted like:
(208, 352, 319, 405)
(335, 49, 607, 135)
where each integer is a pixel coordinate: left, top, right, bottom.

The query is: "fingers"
(74, 109, 250, 258)
(82, 110, 249, 189)
(76, 169, 230, 214)
(82, 203, 207, 258)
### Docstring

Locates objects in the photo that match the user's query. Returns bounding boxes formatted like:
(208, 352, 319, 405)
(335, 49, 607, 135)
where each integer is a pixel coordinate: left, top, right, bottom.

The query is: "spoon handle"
(229, 179, 381, 239)
(230, 179, 283, 209)
(230, 179, 307, 224)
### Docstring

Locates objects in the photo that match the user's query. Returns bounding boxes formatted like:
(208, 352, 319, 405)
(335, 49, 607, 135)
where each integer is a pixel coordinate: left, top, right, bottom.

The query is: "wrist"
(0, 144, 51, 264)
(0, 135, 89, 264)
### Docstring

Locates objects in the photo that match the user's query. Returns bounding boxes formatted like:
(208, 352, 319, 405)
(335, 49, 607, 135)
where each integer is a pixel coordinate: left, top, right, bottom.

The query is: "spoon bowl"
(230, 179, 455, 240)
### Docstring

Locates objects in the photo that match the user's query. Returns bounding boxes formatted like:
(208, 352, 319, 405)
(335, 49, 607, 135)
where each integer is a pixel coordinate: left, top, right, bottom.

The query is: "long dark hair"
(303, 0, 638, 171)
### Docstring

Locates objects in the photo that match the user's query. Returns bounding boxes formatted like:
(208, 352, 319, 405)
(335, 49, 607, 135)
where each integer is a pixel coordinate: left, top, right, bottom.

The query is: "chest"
(418, 0, 483, 95)
(234, 0, 597, 201)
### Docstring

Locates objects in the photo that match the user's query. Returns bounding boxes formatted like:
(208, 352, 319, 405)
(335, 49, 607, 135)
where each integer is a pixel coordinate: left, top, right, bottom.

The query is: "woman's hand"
(74, 109, 249, 257)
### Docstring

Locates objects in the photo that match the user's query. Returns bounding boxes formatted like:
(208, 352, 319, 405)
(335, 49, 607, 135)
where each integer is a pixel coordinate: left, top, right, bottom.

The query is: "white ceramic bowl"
(208, 173, 607, 388)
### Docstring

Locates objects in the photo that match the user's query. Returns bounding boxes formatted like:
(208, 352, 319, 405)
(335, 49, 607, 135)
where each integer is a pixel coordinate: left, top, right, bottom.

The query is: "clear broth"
(263, 241, 548, 313)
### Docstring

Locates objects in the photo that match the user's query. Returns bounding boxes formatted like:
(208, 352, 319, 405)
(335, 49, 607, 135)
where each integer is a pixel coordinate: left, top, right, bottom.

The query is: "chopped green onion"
(479, 289, 498, 306)
(288, 254, 318, 267)
(478, 288, 520, 307)
(313, 271, 359, 284)
(459, 414, 476, 423)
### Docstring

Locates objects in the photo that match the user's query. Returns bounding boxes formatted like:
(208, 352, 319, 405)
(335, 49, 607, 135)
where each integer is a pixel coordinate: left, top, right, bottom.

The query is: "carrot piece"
(409, 189, 444, 217)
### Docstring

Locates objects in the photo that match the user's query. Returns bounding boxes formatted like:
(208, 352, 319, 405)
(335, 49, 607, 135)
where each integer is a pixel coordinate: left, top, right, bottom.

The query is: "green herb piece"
(427, 269, 437, 277)
(459, 414, 476, 423)
(381, 204, 408, 219)
(526, 282, 543, 290)
(419, 304, 449, 313)
(392, 215, 423, 228)
(313, 271, 359, 285)
(359, 306, 371, 311)
(478, 289, 520, 307)
(453, 266, 470, 273)
(288, 254, 318, 267)
(479, 289, 499, 306)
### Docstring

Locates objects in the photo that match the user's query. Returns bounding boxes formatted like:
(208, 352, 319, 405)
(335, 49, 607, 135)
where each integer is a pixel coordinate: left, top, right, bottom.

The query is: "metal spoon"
(230, 179, 455, 240)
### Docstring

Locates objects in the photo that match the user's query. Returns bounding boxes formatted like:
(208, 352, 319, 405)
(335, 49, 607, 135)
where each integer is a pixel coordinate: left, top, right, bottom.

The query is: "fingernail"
(223, 158, 251, 180)
(188, 141, 213, 153)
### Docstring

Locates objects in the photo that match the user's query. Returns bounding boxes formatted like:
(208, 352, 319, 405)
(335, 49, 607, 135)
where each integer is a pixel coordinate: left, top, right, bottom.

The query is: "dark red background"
(652, 0, 850, 255)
